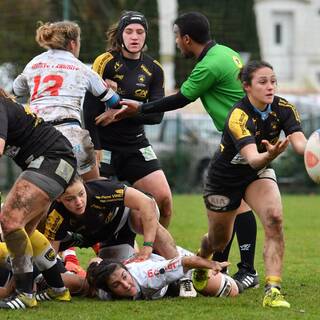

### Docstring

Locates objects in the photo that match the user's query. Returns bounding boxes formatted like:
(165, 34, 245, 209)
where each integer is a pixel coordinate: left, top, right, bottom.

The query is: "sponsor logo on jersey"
(44, 210, 64, 240)
(94, 189, 124, 203)
(134, 89, 148, 99)
(232, 55, 243, 68)
(140, 64, 151, 76)
(147, 258, 179, 278)
(93, 52, 114, 76)
(114, 61, 123, 72)
(114, 74, 124, 81)
(228, 108, 251, 140)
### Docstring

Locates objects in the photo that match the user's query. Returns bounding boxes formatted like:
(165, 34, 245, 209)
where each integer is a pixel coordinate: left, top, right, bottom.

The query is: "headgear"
(117, 11, 148, 53)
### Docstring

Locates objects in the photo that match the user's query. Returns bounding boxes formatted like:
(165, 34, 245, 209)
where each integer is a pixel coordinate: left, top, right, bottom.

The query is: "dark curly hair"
(86, 259, 130, 299)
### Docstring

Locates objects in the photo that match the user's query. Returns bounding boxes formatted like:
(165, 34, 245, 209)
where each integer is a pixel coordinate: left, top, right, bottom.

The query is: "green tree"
(0, 0, 159, 78)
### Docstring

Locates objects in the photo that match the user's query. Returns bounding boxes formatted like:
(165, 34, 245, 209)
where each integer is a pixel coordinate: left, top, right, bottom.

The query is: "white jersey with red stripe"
(127, 255, 184, 300)
(96, 247, 194, 301)
(127, 247, 194, 300)
(13, 49, 109, 122)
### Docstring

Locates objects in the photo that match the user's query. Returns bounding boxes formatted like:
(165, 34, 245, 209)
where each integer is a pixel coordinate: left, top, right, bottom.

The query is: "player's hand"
(104, 79, 118, 91)
(209, 261, 230, 275)
(125, 246, 153, 263)
(262, 137, 289, 161)
(95, 108, 122, 126)
(61, 232, 86, 247)
(114, 100, 140, 121)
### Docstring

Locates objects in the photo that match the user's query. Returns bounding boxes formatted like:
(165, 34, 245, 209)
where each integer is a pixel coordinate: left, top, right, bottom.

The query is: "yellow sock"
(265, 275, 282, 291)
(0, 242, 9, 266)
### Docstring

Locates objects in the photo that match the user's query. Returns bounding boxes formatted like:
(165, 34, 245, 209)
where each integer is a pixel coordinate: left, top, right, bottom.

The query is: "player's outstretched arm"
(182, 256, 230, 275)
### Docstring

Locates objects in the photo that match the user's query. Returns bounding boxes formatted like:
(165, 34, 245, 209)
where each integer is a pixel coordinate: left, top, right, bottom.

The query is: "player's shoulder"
(92, 51, 116, 75)
(228, 98, 250, 122)
(141, 53, 163, 70)
(205, 44, 242, 67)
(87, 178, 126, 194)
(48, 201, 69, 218)
(274, 95, 292, 107)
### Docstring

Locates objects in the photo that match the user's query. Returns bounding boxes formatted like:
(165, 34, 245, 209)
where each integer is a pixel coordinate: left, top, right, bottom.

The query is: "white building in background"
(254, 0, 320, 93)
(157, 0, 177, 93)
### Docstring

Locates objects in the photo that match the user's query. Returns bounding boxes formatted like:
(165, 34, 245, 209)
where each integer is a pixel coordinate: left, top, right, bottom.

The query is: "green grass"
(2, 194, 320, 319)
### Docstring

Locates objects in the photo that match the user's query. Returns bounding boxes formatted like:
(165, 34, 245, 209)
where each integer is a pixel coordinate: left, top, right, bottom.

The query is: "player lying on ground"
(44, 174, 177, 262)
(86, 246, 242, 300)
(43, 175, 198, 297)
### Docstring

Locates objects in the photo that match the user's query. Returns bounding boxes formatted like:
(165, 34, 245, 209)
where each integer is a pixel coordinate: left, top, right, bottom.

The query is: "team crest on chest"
(114, 61, 122, 72)
(138, 74, 146, 83)
(136, 74, 146, 88)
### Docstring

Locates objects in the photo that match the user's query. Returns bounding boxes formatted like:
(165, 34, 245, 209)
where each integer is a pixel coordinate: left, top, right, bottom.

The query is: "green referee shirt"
(181, 43, 244, 131)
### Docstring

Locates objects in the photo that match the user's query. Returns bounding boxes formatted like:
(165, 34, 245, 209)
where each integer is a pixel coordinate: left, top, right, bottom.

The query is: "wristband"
(143, 241, 154, 247)
(102, 89, 121, 109)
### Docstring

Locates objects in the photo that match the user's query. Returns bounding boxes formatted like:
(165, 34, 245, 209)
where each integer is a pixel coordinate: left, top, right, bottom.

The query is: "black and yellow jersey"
(83, 50, 164, 151)
(44, 179, 129, 246)
(210, 95, 303, 184)
(0, 97, 62, 169)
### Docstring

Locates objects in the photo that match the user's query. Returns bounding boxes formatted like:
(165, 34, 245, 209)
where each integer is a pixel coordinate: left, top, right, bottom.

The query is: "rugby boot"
(263, 287, 290, 308)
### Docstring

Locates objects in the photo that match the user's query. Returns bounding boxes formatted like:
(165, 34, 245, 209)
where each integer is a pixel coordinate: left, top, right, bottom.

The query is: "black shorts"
(100, 146, 161, 184)
(20, 136, 77, 200)
(203, 166, 277, 212)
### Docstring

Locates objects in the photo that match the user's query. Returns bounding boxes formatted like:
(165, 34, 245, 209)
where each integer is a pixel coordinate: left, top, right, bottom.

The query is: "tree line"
(0, 0, 259, 87)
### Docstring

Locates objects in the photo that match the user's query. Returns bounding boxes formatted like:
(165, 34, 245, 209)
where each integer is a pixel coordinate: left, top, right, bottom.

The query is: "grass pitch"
(1, 194, 320, 319)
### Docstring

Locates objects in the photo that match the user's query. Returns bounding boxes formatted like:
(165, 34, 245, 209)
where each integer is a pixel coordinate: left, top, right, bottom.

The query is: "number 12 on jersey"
(31, 74, 64, 100)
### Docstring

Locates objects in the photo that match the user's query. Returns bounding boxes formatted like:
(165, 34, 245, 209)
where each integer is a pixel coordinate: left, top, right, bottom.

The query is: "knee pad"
(30, 230, 56, 271)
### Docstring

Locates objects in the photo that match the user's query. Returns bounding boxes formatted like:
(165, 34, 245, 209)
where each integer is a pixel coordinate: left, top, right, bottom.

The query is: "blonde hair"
(36, 21, 80, 50)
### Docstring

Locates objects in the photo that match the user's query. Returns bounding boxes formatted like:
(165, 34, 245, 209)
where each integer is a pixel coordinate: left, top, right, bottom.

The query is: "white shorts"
(55, 123, 96, 175)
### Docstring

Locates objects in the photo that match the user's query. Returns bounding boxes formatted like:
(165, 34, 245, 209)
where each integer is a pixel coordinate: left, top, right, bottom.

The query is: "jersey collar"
(198, 40, 216, 62)
(245, 96, 273, 121)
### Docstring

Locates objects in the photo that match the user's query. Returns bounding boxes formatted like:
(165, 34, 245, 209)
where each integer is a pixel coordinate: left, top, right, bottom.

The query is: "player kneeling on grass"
(43, 175, 198, 297)
(86, 247, 242, 300)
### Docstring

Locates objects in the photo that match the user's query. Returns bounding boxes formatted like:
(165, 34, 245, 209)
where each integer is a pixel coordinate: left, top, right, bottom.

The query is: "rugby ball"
(304, 129, 320, 183)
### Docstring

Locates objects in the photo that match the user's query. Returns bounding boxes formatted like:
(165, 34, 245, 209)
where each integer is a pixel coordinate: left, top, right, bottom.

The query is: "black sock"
(41, 263, 64, 289)
(15, 272, 34, 294)
(212, 228, 236, 262)
(234, 210, 257, 273)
